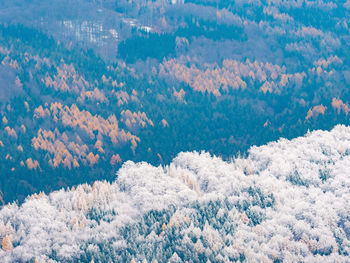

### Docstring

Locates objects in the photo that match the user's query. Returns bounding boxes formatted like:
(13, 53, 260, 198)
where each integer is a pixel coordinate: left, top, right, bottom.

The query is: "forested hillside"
(0, 0, 350, 204)
(0, 126, 349, 262)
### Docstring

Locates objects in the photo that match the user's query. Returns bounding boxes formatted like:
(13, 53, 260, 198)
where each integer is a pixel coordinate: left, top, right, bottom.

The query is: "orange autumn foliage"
(160, 58, 305, 95)
(34, 105, 50, 118)
(121, 110, 154, 129)
(173, 88, 186, 101)
(305, 105, 327, 121)
(161, 119, 169, 127)
(113, 90, 129, 106)
(94, 139, 104, 153)
(32, 128, 88, 169)
(332, 98, 350, 115)
(4, 126, 17, 139)
(1, 235, 13, 251)
(110, 154, 122, 166)
(86, 152, 99, 166)
(2, 116, 8, 125)
(78, 88, 107, 104)
(51, 103, 139, 146)
(42, 63, 89, 93)
(26, 158, 39, 170)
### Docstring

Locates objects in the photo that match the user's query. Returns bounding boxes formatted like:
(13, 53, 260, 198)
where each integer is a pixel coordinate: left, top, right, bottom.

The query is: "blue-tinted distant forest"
(0, 0, 350, 203)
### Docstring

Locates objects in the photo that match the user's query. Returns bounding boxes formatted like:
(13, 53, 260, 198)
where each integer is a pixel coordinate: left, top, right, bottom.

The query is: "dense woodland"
(0, 0, 349, 203)
(1, 127, 350, 262)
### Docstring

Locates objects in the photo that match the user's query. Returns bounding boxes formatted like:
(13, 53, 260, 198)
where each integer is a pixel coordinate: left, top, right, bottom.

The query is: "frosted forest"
(0, 125, 349, 262)
(1, 0, 350, 261)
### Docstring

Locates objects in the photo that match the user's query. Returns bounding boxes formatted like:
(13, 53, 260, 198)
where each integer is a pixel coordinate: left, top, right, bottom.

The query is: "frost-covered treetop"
(0, 125, 349, 262)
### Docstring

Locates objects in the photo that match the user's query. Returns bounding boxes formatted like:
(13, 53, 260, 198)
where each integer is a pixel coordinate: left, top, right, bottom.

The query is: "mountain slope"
(0, 125, 349, 262)
(1, 0, 350, 204)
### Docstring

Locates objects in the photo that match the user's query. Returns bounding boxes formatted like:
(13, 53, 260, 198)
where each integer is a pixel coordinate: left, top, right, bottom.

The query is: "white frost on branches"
(0, 125, 350, 262)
